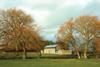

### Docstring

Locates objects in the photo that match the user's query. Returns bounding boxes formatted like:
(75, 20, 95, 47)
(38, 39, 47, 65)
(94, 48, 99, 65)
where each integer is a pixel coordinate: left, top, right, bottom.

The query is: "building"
(41, 44, 72, 55)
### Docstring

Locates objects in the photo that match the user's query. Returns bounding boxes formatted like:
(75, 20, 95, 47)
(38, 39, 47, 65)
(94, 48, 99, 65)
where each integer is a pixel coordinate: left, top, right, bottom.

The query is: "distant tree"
(46, 40, 56, 45)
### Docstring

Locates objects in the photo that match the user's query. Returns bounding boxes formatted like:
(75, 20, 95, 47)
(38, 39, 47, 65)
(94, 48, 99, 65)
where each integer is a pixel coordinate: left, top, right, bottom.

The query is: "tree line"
(0, 8, 100, 59)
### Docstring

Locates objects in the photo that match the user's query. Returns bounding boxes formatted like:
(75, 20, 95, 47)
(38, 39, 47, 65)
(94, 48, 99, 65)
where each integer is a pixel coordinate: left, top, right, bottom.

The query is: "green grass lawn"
(0, 59, 100, 67)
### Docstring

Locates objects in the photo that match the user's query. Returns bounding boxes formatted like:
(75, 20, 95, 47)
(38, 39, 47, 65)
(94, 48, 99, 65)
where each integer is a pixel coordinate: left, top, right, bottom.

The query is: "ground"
(0, 59, 100, 67)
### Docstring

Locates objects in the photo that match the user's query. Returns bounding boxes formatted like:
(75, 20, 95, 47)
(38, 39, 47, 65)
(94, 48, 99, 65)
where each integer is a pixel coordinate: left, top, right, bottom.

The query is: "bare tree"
(74, 16, 97, 59)
(57, 19, 81, 59)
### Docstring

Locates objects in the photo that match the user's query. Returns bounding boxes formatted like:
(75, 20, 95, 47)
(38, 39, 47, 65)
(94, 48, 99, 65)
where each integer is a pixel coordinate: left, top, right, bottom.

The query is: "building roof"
(44, 44, 57, 48)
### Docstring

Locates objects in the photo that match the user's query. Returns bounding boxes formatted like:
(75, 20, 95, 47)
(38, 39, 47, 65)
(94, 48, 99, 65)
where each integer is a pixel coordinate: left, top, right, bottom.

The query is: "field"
(0, 59, 100, 67)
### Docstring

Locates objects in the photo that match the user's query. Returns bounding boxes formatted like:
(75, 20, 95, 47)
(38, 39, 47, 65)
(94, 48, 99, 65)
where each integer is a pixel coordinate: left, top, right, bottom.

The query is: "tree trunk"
(37, 52, 41, 59)
(83, 43, 88, 59)
(22, 47, 27, 59)
(74, 45, 81, 59)
(76, 50, 81, 59)
(39, 51, 42, 57)
(15, 45, 19, 57)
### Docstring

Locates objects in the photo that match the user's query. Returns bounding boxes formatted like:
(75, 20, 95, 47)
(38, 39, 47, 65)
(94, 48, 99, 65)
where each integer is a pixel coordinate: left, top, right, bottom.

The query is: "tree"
(57, 19, 81, 59)
(0, 9, 45, 59)
(74, 16, 97, 59)
(93, 21, 100, 58)
(0, 10, 9, 45)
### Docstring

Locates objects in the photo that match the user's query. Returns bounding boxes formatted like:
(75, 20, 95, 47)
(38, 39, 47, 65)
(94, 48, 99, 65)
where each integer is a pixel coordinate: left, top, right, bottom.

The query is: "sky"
(0, 0, 100, 41)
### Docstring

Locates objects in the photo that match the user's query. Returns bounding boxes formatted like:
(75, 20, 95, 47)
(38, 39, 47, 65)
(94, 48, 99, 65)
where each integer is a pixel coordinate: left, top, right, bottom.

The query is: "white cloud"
(57, 0, 91, 9)
(17, 6, 52, 28)
(21, 0, 62, 7)
(32, 10, 51, 26)
(23, 0, 55, 4)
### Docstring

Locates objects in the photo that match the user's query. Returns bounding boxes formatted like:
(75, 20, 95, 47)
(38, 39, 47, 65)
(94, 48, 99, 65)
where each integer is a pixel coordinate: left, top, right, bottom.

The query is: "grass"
(0, 59, 100, 67)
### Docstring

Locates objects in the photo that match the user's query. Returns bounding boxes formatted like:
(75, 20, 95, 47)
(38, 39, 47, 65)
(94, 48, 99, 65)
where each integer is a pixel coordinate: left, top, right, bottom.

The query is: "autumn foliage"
(0, 9, 46, 59)
(57, 16, 100, 59)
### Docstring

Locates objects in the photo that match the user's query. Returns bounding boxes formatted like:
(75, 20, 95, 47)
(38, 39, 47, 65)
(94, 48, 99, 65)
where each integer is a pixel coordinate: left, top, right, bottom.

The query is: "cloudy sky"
(0, 0, 100, 41)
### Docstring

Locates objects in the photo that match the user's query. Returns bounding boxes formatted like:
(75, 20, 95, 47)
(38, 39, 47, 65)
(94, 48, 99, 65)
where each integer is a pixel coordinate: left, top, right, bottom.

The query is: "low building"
(41, 44, 72, 55)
